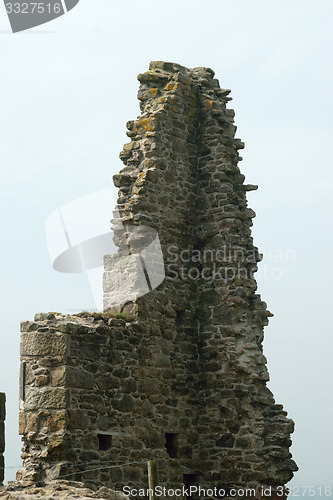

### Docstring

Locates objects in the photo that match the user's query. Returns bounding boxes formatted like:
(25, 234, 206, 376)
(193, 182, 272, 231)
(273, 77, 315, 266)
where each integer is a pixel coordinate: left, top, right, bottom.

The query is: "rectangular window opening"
(175, 310, 185, 327)
(165, 432, 179, 458)
(98, 433, 112, 451)
(183, 474, 199, 499)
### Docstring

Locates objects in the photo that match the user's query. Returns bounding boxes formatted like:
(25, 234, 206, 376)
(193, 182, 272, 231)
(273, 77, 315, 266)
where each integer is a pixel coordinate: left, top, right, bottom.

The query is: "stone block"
(68, 410, 89, 430)
(35, 375, 49, 387)
(19, 411, 39, 435)
(20, 321, 38, 332)
(0, 393, 5, 421)
(24, 387, 67, 411)
(21, 332, 67, 357)
(0, 454, 4, 484)
(103, 254, 149, 310)
(16, 62, 297, 493)
(48, 410, 67, 432)
(0, 421, 4, 453)
(18, 411, 26, 435)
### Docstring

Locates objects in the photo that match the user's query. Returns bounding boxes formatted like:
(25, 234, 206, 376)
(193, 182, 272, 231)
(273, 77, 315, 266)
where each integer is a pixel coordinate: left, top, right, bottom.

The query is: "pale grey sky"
(0, 0, 332, 488)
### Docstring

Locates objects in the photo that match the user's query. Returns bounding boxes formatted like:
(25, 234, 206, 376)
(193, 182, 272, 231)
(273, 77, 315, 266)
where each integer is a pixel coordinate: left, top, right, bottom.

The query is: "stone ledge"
(0, 481, 129, 500)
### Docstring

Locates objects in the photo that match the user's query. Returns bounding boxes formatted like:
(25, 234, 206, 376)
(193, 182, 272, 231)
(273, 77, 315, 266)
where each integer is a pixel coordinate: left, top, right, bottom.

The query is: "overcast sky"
(0, 0, 332, 488)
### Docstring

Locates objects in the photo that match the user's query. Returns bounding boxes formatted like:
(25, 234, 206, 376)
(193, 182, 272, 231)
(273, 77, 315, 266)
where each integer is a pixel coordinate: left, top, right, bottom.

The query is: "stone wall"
(0, 393, 5, 485)
(18, 313, 155, 487)
(0, 479, 129, 499)
(104, 62, 297, 490)
(17, 62, 297, 497)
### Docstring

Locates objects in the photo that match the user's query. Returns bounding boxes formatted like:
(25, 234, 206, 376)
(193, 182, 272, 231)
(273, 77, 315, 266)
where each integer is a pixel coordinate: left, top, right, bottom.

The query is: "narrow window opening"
(183, 474, 199, 499)
(98, 433, 112, 451)
(175, 310, 185, 327)
(165, 433, 179, 458)
(20, 362, 26, 401)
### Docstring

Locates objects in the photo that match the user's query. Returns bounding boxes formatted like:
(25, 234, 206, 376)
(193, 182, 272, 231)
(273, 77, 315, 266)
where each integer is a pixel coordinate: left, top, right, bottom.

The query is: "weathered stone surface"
(0, 423, 4, 454)
(66, 367, 94, 389)
(0, 481, 129, 499)
(24, 387, 67, 411)
(0, 457, 3, 488)
(0, 395, 5, 422)
(0, 393, 5, 485)
(103, 253, 149, 309)
(21, 332, 67, 357)
(17, 62, 297, 497)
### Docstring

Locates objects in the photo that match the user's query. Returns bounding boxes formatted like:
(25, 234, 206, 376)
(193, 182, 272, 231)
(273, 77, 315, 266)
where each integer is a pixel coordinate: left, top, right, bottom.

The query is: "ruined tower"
(17, 62, 297, 496)
(0, 393, 5, 486)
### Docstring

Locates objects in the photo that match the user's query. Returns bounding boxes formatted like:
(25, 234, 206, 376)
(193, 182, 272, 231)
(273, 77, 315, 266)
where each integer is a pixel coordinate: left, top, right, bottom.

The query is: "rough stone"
(17, 62, 297, 498)
(0, 480, 129, 499)
(0, 393, 5, 485)
(21, 332, 67, 357)
(24, 387, 67, 411)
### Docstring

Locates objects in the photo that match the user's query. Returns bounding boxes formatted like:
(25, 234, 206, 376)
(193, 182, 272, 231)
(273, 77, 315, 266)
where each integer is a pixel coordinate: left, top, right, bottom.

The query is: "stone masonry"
(16, 62, 297, 498)
(0, 480, 128, 500)
(0, 393, 5, 485)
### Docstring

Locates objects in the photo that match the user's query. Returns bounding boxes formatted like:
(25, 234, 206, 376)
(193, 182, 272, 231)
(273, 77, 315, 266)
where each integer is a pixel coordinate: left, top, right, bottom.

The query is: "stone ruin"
(0, 394, 5, 486)
(4, 62, 298, 498)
